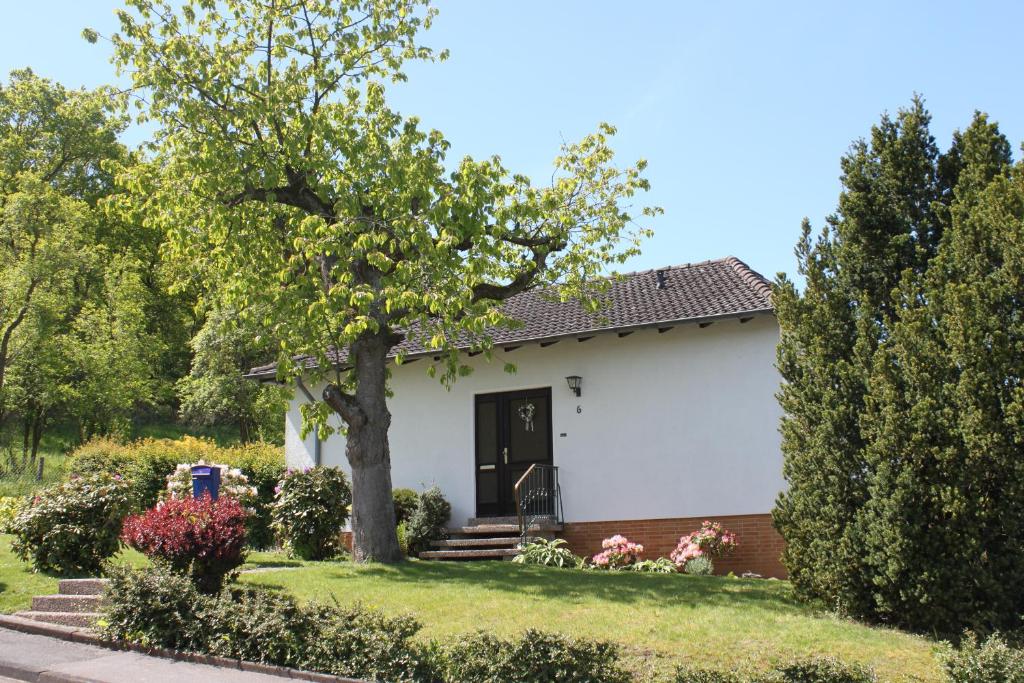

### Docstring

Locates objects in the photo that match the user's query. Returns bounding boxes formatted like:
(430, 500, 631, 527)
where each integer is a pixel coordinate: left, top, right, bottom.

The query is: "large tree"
(773, 99, 945, 616)
(103, 0, 657, 561)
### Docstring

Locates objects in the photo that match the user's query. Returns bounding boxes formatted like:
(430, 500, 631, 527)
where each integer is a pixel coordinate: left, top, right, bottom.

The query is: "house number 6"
(576, 405, 582, 414)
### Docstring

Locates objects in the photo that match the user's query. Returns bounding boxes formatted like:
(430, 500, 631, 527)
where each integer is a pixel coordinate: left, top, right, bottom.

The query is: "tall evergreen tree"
(857, 113, 1020, 632)
(774, 99, 946, 616)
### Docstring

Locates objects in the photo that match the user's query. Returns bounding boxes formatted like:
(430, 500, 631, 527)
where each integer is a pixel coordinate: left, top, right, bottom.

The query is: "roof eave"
(243, 307, 775, 381)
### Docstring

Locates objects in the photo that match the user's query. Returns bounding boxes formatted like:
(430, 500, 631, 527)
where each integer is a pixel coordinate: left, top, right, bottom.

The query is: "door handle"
(503, 447, 508, 464)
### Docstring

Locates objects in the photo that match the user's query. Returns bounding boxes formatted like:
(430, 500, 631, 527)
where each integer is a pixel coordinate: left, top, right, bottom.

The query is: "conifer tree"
(774, 99, 945, 615)
(857, 114, 1020, 632)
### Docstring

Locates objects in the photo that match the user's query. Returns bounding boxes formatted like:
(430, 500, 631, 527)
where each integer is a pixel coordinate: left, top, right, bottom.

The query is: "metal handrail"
(513, 463, 563, 544)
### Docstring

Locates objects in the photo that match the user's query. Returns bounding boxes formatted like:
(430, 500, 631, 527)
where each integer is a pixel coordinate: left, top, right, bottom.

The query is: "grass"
(0, 539, 944, 680)
(239, 553, 943, 682)
(0, 534, 146, 613)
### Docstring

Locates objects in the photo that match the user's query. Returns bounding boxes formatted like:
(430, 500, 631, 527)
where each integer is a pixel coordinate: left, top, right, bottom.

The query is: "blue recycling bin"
(191, 465, 221, 500)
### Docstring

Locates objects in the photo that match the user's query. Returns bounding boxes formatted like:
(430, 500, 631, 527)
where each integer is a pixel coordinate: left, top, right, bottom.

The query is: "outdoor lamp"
(565, 375, 582, 397)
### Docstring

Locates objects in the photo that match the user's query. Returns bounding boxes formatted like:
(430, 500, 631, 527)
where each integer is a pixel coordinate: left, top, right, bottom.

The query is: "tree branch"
(323, 383, 365, 428)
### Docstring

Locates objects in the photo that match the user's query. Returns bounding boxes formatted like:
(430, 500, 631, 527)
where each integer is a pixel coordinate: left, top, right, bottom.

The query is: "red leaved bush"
(121, 494, 248, 593)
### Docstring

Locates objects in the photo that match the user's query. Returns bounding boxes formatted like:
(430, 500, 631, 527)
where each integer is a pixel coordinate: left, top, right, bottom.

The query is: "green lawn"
(239, 552, 942, 682)
(0, 535, 147, 613)
(0, 537, 942, 680)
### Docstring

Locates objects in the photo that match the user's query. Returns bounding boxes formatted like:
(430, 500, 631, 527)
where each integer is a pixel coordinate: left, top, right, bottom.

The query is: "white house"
(250, 257, 787, 577)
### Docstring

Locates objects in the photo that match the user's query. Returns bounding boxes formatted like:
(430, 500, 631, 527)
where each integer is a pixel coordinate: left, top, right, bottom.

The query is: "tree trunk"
(324, 334, 403, 563)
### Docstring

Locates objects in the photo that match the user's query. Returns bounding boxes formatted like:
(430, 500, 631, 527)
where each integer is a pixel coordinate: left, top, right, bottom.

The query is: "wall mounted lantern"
(565, 375, 582, 397)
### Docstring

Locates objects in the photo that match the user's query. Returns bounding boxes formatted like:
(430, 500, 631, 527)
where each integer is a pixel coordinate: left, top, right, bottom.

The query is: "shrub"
(405, 486, 451, 555)
(10, 473, 132, 574)
(66, 438, 134, 480)
(674, 658, 876, 683)
(102, 565, 431, 681)
(441, 629, 630, 683)
(671, 520, 737, 570)
(0, 496, 25, 533)
(674, 669, 745, 683)
(684, 555, 715, 576)
(66, 438, 284, 548)
(591, 534, 644, 569)
(100, 563, 207, 651)
(513, 538, 582, 568)
(392, 487, 419, 525)
(272, 467, 351, 560)
(770, 657, 876, 683)
(632, 557, 678, 574)
(938, 632, 1024, 683)
(164, 461, 259, 504)
(121, 495, 248, 592)
(396, 521, 409, 556)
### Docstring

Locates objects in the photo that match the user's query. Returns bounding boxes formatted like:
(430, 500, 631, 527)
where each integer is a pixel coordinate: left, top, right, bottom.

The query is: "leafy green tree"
(773, 99, 944, 615)
(177, 307, 288, 443)
(104, 0, 657, 561)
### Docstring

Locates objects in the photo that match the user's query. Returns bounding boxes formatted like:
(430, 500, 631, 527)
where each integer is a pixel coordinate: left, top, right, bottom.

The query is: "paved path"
(0, 628, 301, 682)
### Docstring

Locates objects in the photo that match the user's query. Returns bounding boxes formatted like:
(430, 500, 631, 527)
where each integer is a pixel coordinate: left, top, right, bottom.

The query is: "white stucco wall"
(284, 314, 784, 527)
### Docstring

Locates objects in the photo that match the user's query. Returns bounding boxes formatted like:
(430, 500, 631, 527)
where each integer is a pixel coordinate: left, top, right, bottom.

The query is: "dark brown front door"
(474, 388, 553, 517)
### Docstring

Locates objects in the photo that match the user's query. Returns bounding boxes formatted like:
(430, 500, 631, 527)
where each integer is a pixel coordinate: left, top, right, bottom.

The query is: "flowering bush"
(591, 535, 644, 569)
(164, 461, 259, 504)
(10, 474, 133, 574)
(272, 466, 351, 560)
(121, 495, 248, 592)
(0, 496, 25, 533)
(670, 520, 737, 572)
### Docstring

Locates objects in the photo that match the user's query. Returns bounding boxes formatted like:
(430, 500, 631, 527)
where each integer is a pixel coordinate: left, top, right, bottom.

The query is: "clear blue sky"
(2, 1, 1021, 282)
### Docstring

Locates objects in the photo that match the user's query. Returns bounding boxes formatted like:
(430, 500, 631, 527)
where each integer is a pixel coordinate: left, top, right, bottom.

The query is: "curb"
(0, 615, 365, 682)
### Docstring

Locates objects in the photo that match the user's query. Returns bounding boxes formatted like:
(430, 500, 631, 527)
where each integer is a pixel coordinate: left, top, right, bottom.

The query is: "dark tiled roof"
(247, 256, 773, 378)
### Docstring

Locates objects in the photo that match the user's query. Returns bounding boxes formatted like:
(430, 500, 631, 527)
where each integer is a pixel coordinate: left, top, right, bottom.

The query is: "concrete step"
(419, 548, 520, 560)
(431, 537, 519, 548)
(14, 610, 101, 628)
(468, 516, 559, 526)
(448, 523, 561, 536)
(58, 578, 110, 596)
(31, 594, 103, 614)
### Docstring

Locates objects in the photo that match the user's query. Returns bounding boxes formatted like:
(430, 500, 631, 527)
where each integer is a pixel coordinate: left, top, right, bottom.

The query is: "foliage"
(671, 520, 737, 569)
(773, 100, 1024, 632)
(392, 487, 419, 525)
(67, 436, 284, 548)
(631, 557, 678, 574)
(404, 486, 451, 555)
(121, 495, 248, 593)
(938, 632, 1024, 683)
(591, 534, 644, 569)
(104, 0, 658, 562)
(101, 564, 431, 681)
(674, 658, 876, 683)
(440, 629, 630, 683)
(176, 306, 288, 444)
(10, 473, 132, 573)
(99, 563, 205, 651)
(683, 555, 715, 576)
(513, 538, 582, 568)
(272, 467, 351, 560)
(0, 495, 24, 533)
(396, 521, 409, 556)
(163, 461, 258, 505)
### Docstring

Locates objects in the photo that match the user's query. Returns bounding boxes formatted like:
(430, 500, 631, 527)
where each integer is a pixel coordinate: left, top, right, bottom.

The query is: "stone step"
(431, 537, 519, 548)
(15, 611, 101, 628)
(448, 523, 561, 536)
(419, 548, 520, 560)
(31, 594, 103, 614)
(58, 578, 110, 595)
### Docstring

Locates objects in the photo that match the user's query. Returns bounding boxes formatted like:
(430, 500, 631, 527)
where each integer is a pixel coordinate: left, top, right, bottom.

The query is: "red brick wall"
(561, 513, 786, 578)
